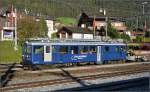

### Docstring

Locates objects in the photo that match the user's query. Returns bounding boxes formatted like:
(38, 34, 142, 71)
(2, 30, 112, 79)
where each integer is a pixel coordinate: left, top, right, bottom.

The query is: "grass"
(57, 17, 77, 25)
(0, 41, 22, 64)
(143, 37, 150, 42)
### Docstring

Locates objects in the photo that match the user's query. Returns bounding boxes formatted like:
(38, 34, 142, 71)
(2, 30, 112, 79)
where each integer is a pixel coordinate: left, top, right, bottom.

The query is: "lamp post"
(99, 9, 108, 39)
(141, 2, 148, 42)
(104, 9, 108, 38)
(14, 8, 18, 51)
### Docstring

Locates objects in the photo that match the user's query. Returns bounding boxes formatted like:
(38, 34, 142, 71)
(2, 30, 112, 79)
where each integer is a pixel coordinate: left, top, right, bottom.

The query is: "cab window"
(26, 46, 31, 54)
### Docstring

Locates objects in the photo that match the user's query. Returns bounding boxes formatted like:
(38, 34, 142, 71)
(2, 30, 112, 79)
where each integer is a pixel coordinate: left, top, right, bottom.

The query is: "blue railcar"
(22, 39, 126, 65)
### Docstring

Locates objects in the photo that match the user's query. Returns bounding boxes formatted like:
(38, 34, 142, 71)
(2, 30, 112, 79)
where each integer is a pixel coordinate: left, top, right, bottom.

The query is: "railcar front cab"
(22, 42, 52, 65)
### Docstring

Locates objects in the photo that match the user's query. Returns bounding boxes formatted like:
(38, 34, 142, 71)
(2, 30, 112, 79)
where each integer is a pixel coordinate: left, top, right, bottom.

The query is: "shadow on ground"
(60, 68, 90, 87)
(53, 77, 149, 92)
(0, 63, 16, 87)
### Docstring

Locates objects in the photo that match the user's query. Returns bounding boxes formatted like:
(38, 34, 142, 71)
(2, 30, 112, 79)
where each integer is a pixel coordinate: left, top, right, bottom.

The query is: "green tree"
(134, 36, 143, 42)
(51, 32, 57, 39)
(18, 16, 36, 44)
(107, 19, 120, 39)
(17, 16, 47, 44)
(38, 17, 48, 37)
(120, 33, 130, 41)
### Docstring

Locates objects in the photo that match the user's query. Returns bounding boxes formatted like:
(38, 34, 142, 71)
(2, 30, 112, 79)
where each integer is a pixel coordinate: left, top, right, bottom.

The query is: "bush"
(120, 33, 130, 41)
(134, 36, 143, 42)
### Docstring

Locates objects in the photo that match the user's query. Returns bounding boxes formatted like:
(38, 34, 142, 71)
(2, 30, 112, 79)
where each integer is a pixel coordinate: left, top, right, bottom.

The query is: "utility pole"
(141, 2, 148, 42)
(104, 9, 108, 38)
(136, 16, 138, 30)
(93, 15, 96, 37)
(142, 2, 147, 15)
(14, 8, 17, 51)
(99, 8, 108, 39)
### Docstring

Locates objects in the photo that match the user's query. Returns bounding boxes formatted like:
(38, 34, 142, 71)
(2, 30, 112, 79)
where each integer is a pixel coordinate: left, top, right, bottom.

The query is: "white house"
(45, 17, 57, 38)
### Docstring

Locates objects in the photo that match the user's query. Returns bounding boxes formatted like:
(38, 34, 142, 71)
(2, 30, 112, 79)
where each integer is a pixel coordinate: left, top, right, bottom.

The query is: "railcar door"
(97, 46, 102, 64)
(44, 46, 52, 62)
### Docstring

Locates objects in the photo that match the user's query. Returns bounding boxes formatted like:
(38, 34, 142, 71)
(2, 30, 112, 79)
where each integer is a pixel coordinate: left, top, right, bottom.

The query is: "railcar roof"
(25, 40, 126, 46)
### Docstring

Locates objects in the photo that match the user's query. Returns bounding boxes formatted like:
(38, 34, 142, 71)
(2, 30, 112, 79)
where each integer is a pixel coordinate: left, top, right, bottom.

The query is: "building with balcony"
(78, 12, 127, 35)
(0, 6, 16, 41)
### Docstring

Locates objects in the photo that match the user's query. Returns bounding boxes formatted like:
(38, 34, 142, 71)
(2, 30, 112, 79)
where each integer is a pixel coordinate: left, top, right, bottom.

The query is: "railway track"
(4, 63, 150, 77)
(1, 66, 150, 91)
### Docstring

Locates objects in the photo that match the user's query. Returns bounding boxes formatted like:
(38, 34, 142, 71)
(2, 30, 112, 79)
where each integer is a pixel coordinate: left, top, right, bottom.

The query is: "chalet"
(57, 26, 94, 39)
(78, 12, 127, 34)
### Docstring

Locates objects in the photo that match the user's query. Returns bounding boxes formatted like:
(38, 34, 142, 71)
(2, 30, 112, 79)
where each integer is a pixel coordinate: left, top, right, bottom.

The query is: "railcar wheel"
(77, 62, 80, 66)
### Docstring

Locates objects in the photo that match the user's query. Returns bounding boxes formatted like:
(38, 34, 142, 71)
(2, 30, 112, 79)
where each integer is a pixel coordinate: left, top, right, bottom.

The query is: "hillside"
(1, 0, 150, 28)
(1, 0, 150, 17)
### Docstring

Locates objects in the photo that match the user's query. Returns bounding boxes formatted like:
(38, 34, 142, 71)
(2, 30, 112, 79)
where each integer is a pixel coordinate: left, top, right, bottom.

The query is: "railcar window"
(115, 46, 119, 52)
(80, 46, 88, 54)
(121, 46, 126, 51)
(105, 46, 109, 52)
(89, 46, 96, 53)
(59, 46, 68, 54)
(52, 46, 56, 53)
(120, 46, 123, 50)
(34, 46, 44, 54)
(46, 46, 50, 53)
(71, 46, 78, 54)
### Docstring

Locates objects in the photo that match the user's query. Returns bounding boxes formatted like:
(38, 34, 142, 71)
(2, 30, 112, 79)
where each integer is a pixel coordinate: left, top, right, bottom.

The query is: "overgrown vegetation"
(17, 16, 48, 45)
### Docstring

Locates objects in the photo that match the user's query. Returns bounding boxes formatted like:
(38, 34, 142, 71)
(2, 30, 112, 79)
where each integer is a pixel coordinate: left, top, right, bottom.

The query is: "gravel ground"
(7, 70, 122, 85)
(11, 72, 150, 92)
(2, 62, 150, 85)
